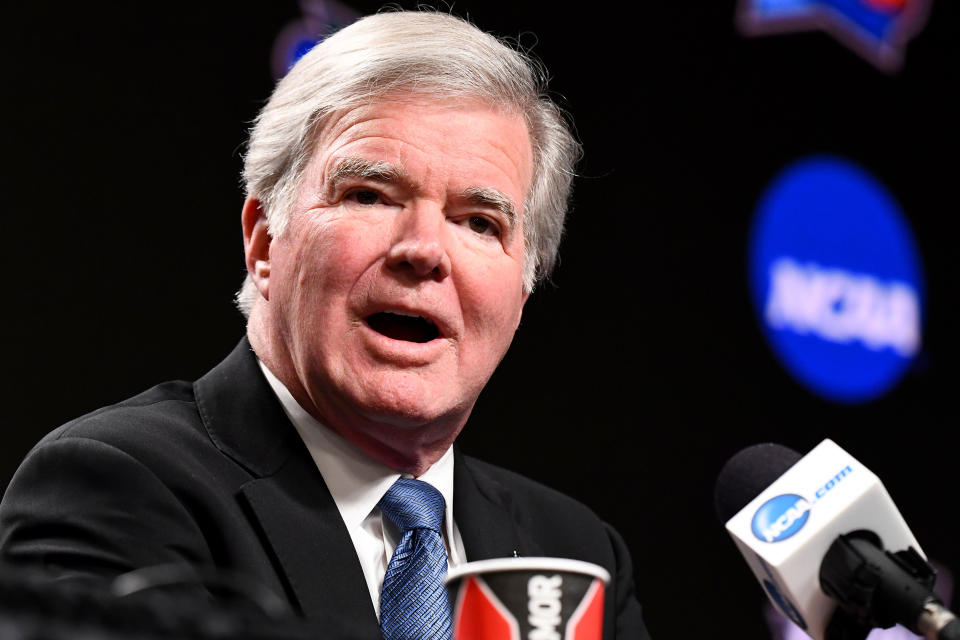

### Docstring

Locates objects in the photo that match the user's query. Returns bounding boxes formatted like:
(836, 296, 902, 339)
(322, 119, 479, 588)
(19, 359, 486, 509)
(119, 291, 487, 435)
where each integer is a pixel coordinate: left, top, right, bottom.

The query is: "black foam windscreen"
(713, 443, 803, 524)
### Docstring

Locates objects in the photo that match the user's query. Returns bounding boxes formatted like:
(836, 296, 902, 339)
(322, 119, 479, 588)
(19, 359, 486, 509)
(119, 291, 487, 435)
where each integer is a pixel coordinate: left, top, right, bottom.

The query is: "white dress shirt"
(258, 361, 468, 618)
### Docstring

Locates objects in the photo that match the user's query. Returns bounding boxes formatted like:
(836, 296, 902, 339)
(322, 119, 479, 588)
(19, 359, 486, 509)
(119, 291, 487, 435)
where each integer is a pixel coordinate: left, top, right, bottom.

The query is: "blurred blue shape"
(737, 0, 931, 72)
(748, 156, 924, 403)
(270, 0, 361, 79)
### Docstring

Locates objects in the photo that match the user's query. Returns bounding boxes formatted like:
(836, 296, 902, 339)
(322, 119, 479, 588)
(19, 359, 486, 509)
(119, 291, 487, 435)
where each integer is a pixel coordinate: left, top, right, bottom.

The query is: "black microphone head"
(714, 443, 803, 524)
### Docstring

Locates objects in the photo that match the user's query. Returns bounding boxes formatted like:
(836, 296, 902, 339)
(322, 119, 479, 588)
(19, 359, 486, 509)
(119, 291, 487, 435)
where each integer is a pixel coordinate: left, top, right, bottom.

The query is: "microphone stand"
(820, 530, 960, 640)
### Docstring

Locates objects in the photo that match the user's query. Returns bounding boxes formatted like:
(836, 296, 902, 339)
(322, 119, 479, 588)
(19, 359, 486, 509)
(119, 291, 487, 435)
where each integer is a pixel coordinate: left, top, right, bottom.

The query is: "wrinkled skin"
(244, 97, 532, 475)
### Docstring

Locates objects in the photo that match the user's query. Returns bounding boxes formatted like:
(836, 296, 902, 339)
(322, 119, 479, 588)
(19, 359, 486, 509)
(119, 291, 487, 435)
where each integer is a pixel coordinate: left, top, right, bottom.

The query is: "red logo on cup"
(447, 558, 609, 640)
(453, 576, 519, 640)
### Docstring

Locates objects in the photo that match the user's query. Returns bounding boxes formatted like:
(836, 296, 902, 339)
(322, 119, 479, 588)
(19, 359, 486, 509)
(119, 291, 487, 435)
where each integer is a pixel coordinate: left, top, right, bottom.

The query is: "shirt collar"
(257, 361, 457, 539)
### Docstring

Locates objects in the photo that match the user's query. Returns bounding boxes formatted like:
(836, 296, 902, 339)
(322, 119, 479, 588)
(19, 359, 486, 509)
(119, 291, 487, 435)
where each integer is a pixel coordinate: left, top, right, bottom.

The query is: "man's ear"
(242, 197, 272, 300)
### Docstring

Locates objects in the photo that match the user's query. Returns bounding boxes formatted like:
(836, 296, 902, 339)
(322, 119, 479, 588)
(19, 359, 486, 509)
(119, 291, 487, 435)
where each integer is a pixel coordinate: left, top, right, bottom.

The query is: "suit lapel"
(454, 450, 533, 561)
(194, 339, 380, 638)
(240, 453, 381, 638)
(193, 338, 297, 478)
(195, 341, 535, 632)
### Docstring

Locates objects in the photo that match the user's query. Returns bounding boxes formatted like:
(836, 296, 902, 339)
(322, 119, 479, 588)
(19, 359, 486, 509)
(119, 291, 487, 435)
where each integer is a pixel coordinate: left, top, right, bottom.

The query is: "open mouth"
(366, 312, 441, 343)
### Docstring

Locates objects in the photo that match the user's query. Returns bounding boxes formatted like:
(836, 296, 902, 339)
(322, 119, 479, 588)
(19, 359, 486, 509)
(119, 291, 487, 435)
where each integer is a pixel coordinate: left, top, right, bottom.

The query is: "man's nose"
(385, 204, 452, 281)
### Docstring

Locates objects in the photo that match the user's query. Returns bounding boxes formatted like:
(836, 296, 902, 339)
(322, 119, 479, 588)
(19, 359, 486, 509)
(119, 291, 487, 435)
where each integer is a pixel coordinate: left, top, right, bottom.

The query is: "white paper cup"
(445, 557, 610, 640)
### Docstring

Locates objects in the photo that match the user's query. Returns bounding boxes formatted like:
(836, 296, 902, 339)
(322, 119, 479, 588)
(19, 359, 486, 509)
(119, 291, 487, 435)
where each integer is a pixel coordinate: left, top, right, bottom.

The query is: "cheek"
(460, 263, 525, 341)
(457, 237, 525, 324)
(285, 218, 383, 302)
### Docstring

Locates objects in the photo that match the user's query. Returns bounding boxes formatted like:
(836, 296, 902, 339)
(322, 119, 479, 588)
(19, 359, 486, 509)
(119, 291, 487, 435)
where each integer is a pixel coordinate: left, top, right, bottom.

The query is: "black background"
(2, 2, 958, 638)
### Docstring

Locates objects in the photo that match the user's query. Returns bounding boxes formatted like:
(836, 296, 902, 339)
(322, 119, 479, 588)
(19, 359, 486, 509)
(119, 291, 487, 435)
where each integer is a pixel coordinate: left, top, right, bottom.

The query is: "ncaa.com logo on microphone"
(751, 464, 854, 543)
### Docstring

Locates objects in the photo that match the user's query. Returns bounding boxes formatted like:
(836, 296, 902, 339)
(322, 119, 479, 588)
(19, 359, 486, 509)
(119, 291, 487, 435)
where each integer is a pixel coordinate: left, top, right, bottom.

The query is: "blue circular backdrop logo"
(752, 494, 811, 543)
(748, 156, 924, 403)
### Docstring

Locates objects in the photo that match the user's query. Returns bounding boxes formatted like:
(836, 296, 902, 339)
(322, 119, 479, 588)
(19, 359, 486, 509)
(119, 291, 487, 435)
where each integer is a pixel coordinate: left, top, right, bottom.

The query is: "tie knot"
(379, 478, 445, 533)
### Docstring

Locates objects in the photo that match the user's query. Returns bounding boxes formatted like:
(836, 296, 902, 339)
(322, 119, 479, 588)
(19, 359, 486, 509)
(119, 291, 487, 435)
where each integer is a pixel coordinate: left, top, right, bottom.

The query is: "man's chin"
(353, 394, 468, 432)
(341, 368, 467, 424)
(332, 407, 467, 474)
(316, 368, 478, 465)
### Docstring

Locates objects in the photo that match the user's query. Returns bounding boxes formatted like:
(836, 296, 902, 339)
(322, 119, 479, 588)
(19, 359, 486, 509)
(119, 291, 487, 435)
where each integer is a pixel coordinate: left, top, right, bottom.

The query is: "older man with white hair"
(1, 11, 650, 640)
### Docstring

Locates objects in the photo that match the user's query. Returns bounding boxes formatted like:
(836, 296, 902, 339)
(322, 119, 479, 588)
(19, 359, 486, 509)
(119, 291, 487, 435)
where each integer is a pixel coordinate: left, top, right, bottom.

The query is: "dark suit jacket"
(0, 339, 649, 639)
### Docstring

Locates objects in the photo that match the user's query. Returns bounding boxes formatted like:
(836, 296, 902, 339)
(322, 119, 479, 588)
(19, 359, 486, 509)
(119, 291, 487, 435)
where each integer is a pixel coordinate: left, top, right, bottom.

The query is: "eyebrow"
(327, 156, 408, 190)
(462, 186, 519, 232)
(327, 155, 519, 231)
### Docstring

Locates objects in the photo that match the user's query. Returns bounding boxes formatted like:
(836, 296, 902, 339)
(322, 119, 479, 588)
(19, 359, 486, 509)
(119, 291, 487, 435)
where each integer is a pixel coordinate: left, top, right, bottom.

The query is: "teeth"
(386, 309, 433, 325)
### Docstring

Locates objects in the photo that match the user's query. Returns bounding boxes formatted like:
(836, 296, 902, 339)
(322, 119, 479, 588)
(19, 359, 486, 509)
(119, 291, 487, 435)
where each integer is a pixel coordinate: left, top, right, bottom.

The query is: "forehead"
(306, 97, 534, 205)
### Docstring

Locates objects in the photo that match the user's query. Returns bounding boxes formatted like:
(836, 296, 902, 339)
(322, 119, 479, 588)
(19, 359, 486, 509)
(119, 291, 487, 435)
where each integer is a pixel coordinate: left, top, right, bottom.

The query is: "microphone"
(714, 439, 959, 640)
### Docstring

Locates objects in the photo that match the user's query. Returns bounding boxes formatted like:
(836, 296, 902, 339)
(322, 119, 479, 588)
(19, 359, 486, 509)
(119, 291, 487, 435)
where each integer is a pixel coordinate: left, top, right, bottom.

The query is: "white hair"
(237, 11, 580, 316)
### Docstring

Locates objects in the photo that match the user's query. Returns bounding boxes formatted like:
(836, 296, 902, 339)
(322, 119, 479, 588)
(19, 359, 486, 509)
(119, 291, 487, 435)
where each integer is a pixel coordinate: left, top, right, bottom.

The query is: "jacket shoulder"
(36, 380, 205, 455)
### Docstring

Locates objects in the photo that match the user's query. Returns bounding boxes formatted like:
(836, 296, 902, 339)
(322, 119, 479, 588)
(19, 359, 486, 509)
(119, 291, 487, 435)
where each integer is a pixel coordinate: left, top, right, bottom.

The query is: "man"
(0, 11, 650, 639)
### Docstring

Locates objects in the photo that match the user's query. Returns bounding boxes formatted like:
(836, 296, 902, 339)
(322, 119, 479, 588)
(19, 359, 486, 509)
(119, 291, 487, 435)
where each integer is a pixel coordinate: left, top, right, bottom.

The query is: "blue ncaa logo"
(748, 156, 924, 403)
(752, 494, 811, 543)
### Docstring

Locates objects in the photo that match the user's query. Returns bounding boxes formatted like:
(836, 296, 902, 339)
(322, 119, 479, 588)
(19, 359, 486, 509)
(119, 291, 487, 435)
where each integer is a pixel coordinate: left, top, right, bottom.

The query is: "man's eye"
(348, 189, 381, 205)
(467, 216, 499, 236)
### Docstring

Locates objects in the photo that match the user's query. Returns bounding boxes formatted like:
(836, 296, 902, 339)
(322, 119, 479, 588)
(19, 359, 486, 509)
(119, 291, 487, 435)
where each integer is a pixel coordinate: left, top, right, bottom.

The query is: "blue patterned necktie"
(379, 478, 452, 640)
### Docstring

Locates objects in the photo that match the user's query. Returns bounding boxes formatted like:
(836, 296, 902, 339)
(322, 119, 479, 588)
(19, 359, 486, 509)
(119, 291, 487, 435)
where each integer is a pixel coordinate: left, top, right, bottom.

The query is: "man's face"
(255, 97, 532, 470)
